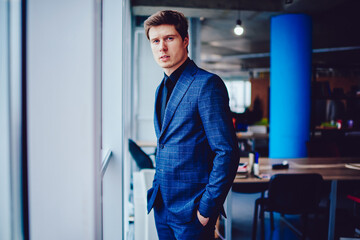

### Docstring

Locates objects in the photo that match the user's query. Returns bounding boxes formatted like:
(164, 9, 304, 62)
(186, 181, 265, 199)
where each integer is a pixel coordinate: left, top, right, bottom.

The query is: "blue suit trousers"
(154, 194, 218, 240)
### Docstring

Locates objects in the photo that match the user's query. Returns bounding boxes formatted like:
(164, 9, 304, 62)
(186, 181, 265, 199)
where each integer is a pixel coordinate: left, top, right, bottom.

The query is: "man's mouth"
(160, 55, 169, 60)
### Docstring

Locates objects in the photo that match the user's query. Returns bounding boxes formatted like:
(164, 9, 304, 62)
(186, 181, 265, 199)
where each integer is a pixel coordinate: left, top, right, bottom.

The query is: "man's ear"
(183, 35, 189, 48)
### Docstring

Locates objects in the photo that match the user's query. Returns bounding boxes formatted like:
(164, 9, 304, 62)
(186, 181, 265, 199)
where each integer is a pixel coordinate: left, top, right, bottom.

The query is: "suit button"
(159, 144, 164, 149)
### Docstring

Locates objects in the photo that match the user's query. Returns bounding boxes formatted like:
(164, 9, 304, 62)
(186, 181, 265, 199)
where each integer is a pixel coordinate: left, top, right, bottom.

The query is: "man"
(145, 10, 240, 240)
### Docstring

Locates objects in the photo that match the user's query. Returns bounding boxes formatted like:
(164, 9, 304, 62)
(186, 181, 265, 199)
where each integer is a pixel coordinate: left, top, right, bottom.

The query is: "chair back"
(128, 139, 154, 169)
(267, 173, 323, 214)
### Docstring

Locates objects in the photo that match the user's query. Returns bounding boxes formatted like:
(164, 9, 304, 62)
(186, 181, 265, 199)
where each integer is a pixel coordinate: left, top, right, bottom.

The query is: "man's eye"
(152, 40, 159, 44)
(167, 37, 173, 41)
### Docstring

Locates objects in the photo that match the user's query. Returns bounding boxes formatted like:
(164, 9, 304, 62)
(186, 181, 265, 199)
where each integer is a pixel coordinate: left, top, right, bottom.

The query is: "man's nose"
(159, 41, 167, 51)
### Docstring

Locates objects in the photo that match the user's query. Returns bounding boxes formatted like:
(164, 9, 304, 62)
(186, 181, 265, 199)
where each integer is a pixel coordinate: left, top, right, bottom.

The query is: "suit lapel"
(159, 61, 198, 139)
(154, 83, 162, 139)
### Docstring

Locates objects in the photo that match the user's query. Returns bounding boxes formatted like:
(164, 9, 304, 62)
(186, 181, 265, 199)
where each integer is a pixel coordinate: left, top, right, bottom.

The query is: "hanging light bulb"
(234, 19, 244, 36)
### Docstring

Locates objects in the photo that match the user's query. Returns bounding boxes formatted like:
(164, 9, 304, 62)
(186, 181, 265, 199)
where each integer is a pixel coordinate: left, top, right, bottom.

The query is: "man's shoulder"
(188, 62, 221, 81)
(196, 69, 223, 88)
(197, 67, 216, 78)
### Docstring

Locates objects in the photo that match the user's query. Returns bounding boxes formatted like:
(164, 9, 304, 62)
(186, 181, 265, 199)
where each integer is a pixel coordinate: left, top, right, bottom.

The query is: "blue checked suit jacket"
(147, 60, 240, 223)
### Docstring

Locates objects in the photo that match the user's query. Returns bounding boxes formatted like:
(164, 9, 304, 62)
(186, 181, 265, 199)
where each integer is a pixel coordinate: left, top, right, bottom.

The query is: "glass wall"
(0, 1, 12, 238)
(1, 1, 134, 239)
(101, 0, 132, 239)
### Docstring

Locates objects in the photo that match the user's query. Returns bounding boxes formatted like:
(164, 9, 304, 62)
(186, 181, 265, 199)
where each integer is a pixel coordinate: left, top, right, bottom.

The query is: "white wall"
(27, 1, 102, 239)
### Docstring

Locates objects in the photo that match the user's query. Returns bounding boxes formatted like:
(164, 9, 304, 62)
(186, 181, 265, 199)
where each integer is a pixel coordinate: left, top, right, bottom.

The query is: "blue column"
(270, 14, 312, 158)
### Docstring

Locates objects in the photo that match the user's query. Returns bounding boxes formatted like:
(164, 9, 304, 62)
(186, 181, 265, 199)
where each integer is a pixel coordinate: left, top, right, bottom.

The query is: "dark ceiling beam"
(131, 0, 283, 12)
(283, 0, 347, 13)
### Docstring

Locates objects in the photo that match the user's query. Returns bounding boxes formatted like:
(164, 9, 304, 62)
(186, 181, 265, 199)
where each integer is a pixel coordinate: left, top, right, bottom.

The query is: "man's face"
(148, 24, 189, 76)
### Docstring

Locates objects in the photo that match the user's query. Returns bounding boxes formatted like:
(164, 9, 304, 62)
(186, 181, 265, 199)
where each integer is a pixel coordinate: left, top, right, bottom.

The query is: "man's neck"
(164, 57, 188, 76)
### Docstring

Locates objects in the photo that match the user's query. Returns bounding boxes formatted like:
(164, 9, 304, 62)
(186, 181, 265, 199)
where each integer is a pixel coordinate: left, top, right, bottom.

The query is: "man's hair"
(144, 10, 188, 40)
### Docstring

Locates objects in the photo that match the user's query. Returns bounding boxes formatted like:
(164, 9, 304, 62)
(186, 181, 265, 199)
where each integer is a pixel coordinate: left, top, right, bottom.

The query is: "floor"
(218, 190, 360, 240)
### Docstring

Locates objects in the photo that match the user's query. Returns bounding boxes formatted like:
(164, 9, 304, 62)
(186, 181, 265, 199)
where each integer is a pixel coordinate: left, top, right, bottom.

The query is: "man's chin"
(158, 62, 172, 69)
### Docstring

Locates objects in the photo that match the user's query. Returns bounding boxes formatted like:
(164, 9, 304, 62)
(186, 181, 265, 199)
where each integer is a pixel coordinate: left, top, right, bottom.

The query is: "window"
(224, 79, 251, 113)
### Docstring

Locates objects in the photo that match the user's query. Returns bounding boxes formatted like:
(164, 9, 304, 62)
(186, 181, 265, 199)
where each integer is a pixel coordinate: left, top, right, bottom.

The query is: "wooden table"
(225, 157, 360, 240)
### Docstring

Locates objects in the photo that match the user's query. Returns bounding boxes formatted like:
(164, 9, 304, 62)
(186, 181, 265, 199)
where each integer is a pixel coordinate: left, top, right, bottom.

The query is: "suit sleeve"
(197, 75, 240, 218)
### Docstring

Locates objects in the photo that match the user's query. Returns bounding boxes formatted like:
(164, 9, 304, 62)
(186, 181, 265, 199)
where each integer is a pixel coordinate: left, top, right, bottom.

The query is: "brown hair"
(144, 10, 188, 40)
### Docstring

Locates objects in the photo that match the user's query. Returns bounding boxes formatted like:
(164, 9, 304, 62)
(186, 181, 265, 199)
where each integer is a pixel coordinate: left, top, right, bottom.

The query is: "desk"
(225, 157, 360, 240)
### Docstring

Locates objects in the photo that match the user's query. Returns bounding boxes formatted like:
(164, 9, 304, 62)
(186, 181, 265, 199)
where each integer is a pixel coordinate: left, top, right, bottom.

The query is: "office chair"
(128, 139, 154, 169)
(252, 173, 323, 240)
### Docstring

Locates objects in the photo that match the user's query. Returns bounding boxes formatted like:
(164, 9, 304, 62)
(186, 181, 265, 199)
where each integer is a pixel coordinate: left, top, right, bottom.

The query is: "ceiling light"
(234, 19, 244, 36)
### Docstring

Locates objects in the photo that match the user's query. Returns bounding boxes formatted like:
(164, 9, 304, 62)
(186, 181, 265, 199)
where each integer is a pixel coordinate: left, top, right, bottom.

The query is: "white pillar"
(27, 1, 102, 239)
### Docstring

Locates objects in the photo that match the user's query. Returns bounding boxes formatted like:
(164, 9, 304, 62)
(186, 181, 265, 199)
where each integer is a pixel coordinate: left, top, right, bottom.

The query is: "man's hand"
(197, 210, 209, 227)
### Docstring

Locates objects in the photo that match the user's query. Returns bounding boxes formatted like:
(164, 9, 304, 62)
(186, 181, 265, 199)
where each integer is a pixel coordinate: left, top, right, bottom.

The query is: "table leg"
(225, 189, 232, 240)
(328, 180, 337, 240)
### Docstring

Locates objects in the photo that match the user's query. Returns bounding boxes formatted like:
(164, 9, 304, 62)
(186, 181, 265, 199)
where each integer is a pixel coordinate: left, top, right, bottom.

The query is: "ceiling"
(132, 0, 360, 77)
